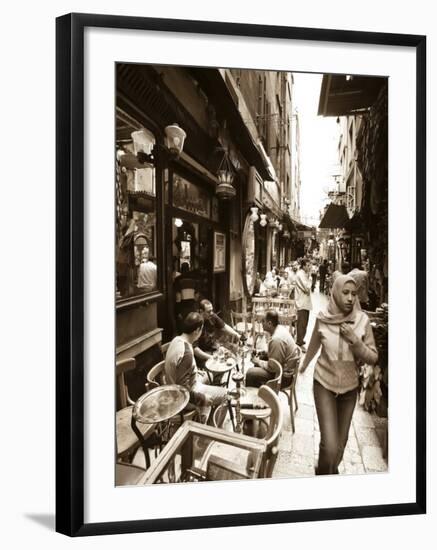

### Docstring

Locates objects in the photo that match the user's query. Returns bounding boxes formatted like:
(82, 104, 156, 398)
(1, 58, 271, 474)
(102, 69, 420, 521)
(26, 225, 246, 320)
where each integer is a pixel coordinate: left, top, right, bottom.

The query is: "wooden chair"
(146, 360, 167, 392)
(230, 310, 252, 335)
(264, 358, 283, 394)
(116, 358, 155, 462)
(238, 358, 282, 434)
(257, 385, 284, 478)
(160, 341, 170, 359)
(210, 385, 283, 479)
(279, 347, 302, 435)
(278, 312, 297, 338)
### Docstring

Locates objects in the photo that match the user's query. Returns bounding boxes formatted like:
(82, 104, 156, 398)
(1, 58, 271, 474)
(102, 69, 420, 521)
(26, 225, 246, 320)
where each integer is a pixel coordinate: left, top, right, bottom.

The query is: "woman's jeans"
(313, 379, 358, 475)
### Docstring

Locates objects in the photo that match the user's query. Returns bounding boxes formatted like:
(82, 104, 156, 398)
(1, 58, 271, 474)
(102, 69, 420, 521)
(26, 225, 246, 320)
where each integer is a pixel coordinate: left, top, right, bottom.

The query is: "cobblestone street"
(273, 288, 388, 478)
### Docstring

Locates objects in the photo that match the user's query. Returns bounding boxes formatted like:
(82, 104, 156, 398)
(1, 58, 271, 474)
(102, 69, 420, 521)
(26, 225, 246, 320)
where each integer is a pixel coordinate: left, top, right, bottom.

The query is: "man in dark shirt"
(194, 299, 240, 369)
(319, 260, 328, 294)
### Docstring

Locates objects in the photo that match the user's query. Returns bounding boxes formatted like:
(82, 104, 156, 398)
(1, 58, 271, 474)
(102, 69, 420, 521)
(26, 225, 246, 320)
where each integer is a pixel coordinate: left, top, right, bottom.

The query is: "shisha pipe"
(230, 371, 245, 433)
(239, 332, 248, 375)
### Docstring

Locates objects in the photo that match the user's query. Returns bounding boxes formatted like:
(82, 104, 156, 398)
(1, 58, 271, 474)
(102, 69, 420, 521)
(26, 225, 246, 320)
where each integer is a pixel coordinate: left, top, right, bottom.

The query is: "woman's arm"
(299, 321, 322, 372)
(349, 319, 378, 365)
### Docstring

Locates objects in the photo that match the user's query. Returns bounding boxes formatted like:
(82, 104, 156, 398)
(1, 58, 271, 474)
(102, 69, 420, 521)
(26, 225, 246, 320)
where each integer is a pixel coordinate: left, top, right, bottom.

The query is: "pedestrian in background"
(319, 259, 328, 294)
(295, 259, 312, 352)
(310, 261, 318, 292)
(299, 275, 378, 475)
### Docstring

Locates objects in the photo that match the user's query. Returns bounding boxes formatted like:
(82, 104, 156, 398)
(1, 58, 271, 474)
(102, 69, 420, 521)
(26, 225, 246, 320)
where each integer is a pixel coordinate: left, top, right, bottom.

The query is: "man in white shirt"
(295, 259, 312, 352)
(137, 248, 157, 292)
(246, 309, 299, 387)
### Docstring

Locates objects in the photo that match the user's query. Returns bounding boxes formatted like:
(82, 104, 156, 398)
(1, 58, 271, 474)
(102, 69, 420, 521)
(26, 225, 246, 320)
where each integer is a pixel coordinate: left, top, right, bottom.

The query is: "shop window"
(115, 110, 159, 300)
(172, 173, 211, 218)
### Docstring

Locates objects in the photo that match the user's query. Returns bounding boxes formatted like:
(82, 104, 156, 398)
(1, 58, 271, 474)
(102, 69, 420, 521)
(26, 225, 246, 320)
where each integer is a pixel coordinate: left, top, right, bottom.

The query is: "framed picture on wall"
(56, 12, 426, 537)
(213, 231, 226, 273)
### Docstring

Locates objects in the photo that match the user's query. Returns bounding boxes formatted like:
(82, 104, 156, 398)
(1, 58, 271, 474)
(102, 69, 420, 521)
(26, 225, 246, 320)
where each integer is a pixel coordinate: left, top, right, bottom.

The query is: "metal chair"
(279, 347, 302, 435)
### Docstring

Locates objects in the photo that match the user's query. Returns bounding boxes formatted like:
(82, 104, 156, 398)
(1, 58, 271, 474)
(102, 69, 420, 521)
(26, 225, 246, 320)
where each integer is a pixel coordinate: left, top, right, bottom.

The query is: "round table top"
(205, 356, 237, 374)
(133, 385, 189, 424)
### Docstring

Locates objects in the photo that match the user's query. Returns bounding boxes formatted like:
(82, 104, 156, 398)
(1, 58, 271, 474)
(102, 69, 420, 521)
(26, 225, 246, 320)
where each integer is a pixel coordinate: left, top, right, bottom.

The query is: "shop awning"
(319, 203, 350, 229)
(286, 214, 313, 232)
(318, 74, 387, 117)
(344, 211, 366, 233)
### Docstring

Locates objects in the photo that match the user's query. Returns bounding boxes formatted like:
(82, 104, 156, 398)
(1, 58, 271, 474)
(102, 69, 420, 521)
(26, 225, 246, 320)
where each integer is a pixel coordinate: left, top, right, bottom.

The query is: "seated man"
(246, 309, 299, 388)
(194, 299, 240, 370)
(165, 312, 227, 422)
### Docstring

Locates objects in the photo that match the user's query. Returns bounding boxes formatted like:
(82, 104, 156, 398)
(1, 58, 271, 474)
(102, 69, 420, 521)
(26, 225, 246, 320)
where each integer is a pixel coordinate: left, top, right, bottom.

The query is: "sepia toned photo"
(115, 63, 388, 486)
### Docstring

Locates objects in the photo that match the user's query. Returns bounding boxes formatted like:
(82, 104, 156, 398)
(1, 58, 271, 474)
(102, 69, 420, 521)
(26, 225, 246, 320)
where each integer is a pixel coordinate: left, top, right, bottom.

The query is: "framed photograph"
(56, 13, 426, 537)
(213, 231, 226, 272)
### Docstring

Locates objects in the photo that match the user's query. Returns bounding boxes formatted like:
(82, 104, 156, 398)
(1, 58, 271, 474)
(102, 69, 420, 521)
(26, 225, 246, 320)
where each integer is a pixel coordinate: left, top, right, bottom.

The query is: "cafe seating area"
(115, 299, 300, 485)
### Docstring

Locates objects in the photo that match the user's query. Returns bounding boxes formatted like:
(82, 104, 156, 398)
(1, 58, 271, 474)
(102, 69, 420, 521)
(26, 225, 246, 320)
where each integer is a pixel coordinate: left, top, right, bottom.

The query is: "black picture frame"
(56, 12, 426, 537)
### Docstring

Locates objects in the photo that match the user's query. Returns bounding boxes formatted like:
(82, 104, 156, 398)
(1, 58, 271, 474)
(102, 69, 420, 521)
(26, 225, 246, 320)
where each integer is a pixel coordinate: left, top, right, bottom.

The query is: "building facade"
(115, 65, 302, 389)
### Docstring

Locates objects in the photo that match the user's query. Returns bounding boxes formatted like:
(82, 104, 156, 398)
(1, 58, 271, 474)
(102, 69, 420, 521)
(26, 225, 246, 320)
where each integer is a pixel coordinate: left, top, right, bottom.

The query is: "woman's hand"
(340, 323, 359, 345)
(299, 363, 307, 374)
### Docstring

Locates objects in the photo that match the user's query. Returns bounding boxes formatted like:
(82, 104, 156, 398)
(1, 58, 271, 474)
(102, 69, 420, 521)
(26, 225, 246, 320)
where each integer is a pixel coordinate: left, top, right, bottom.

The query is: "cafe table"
(131, 384, 190, 468)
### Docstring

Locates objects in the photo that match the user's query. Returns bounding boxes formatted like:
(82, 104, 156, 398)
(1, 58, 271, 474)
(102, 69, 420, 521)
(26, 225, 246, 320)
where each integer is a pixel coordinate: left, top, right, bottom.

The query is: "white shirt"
(295, 269, 312, 311)
(137, 260, 157, 290)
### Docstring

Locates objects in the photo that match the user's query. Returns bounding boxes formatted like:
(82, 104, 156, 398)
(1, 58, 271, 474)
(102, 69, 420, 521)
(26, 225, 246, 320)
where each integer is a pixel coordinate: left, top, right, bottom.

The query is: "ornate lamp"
(164, 123, 186, 156)
(136, 123, 187, 165)
(259, 214, 268, 227)
(250, 206, 259, 222)
(216, 148, 236, 200)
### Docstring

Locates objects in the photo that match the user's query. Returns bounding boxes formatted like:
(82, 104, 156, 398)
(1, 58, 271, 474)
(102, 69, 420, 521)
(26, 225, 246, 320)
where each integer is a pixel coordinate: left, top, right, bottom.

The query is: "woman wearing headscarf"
(299, 275, 378, 475)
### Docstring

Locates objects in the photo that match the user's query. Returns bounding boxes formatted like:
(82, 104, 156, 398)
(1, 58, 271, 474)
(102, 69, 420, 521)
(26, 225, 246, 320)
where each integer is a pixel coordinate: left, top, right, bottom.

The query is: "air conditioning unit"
(247, 166, 263, 205)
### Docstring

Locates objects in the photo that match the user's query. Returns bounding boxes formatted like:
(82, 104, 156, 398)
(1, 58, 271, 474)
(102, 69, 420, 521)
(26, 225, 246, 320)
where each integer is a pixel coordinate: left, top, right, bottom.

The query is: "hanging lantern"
(216, 148, 236, 200)
(259, 214, 267, 227)
(164, 123, 186, 156)
(268, 217, 277, 228)
(250, 206, 259, 222)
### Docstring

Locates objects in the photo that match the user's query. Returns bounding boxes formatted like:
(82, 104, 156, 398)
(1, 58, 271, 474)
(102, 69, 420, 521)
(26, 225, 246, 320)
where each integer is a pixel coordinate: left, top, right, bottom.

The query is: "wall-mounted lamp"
(283, 229, 290, 238)
(136, 123, 187, 165)
(259, 214, 268, 227)
(250, 206, 259, 222)
(278, 223, 283, 232)
(174, 218, 183, 228)
(216, 148, 236, 200)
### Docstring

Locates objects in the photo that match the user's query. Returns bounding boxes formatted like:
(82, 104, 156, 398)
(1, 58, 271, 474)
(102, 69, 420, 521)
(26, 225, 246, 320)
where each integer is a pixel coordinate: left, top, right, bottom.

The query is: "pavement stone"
(352, 409, 376, 428)
(361, 445, 388, 472)
(291, 432, 314, 457)
(295, 403, 315, 421)
(355, 426, 381, 448)
(293, 417, 314, 435)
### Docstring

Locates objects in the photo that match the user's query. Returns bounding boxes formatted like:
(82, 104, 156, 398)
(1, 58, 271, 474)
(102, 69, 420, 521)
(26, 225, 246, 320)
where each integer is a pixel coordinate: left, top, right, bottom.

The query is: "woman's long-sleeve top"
(303, 311, 378, 394)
